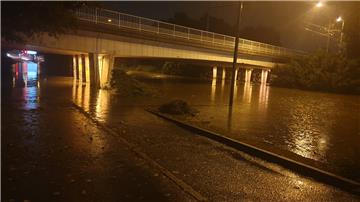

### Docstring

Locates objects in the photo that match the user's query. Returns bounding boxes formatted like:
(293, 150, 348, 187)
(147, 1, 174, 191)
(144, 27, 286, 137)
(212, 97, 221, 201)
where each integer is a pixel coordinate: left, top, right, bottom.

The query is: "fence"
(76, 7, 304, 58)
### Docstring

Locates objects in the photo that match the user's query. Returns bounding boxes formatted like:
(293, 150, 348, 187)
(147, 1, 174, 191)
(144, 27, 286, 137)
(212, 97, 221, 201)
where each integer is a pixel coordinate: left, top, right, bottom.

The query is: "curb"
(146, 109, 360, 195)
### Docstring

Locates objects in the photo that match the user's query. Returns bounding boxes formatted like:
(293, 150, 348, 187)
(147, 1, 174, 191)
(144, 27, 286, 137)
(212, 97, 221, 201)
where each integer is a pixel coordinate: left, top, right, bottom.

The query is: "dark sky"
(101, 1, 359, 52)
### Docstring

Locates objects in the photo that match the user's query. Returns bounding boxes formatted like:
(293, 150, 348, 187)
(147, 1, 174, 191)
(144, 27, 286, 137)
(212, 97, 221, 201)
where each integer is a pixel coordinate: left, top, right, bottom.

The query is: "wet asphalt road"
(2, 77, 360, 201)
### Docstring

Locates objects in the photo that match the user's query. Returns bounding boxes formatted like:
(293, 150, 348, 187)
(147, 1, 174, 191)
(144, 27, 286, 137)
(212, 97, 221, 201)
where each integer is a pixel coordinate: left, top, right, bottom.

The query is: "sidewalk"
(2, 85, 194, 202)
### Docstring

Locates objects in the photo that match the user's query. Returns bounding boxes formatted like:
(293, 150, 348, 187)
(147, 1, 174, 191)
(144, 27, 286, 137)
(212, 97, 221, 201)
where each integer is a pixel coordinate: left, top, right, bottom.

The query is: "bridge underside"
(3, 29, 279, 87)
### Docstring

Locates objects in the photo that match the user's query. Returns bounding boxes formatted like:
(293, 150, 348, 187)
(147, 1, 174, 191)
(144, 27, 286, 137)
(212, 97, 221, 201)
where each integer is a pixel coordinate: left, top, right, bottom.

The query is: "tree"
(271, 51, 360, 94)
(239, 26, 282, 46)
(167, 12, 201, 29)
(1, 2, 94, 43)
(343, 3, 360, 59)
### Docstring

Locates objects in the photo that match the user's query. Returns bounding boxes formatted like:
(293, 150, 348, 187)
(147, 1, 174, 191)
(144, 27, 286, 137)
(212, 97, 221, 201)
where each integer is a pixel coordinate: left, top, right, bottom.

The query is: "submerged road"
(2, 77, 359, 201)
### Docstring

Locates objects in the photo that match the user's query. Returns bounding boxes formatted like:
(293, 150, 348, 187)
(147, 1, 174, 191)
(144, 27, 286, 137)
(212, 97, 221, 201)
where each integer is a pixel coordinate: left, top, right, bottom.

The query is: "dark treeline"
(271, 51, 360, 94)
(167, 12, 282, 46)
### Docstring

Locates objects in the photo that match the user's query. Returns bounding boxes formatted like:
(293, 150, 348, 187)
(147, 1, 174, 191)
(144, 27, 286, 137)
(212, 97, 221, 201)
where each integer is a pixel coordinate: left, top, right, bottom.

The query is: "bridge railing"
(76, 7, 305, 58)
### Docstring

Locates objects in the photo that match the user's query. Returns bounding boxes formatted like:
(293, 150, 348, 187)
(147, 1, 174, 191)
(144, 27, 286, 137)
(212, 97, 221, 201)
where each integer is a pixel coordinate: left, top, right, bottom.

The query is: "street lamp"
(336, 16, 345, 51)
(315, 1, 323, 8)
(336, 16, 342, 22)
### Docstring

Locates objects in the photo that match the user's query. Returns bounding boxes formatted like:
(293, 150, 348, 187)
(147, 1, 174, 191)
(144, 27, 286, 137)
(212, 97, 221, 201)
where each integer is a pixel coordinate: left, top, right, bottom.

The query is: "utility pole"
(229, 1, 243, 107)
(326, 22, 331, 53)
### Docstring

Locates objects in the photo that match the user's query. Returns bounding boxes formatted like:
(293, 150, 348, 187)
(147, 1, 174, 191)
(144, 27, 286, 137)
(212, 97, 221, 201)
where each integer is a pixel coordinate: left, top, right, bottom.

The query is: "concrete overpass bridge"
(5, 7, 305, 88)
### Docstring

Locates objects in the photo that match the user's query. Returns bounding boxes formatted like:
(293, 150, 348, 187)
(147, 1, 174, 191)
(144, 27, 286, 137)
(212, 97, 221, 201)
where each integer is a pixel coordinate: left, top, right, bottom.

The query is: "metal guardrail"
(76, 7, 305, 58)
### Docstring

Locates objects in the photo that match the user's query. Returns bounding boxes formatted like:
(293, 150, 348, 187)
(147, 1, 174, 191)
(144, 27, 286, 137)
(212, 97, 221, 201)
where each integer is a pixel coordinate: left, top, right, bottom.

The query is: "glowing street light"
(336, 16, 345, 51)
(336, 16, 342, 22)
(315, 1, 323, 8)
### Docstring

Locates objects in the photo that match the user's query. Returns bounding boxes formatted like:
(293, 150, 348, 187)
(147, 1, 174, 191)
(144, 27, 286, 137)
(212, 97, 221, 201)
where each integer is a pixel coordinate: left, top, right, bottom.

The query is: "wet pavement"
(2, 76, 360, 201)
(2, 78, 194, 201)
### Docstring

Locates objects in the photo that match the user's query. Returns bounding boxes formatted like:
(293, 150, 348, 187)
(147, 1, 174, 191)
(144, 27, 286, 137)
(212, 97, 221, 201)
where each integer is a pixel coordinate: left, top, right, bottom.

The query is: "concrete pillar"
(98, 54, 115, 88)
(77, 55, 83, 83)
(89, 53, 100, 88)
(107, 55, 115, 86)
(72, 56, 77, 80)
(84, 54, 90, 83)
(261, 69, 269, 84)
(234, 68, 238, 82)
(81, 54, 86, 83)
(212, 66, 217, 79)
(222, 68, 226, 80)
(245, 69, 253, 83)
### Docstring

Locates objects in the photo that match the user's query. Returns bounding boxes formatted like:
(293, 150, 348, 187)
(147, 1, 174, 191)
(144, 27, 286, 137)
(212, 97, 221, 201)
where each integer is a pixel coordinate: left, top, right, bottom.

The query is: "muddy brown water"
(4, 73, 360, 182)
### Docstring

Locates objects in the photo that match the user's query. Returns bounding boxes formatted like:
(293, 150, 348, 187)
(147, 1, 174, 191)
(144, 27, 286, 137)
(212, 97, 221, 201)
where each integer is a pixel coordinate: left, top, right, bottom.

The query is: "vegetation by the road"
(1, 2, 98, 42)
(159, 99, 198, 116)
(271, 51, 360, 94)
(110, 69, 159, 97)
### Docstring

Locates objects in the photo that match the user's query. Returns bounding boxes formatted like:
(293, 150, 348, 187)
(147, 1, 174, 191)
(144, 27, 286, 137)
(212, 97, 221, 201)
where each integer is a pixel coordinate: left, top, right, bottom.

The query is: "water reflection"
(72, 80, 110, 123)
(83, 83, 91, 112)
(72, 81, 91, 112)
(95, 89, 110, 122)
(211, 78, 217, 103)
(258, 84, 269, 112)
(288, 105, 331, 161)
(242, 82, 252, 103)
(11, 62, 40, 110)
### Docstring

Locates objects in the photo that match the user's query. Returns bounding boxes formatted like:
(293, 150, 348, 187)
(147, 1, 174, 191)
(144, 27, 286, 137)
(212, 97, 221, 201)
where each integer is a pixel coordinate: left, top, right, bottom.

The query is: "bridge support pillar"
(89, 53, 100, 88)
(97, 54, 115, 88)
(212, 66, 217, 79)
(234, 68, 238, 82)
(77, 55, 84, 83)
(222, 67, 226, 80)
(245, 69, 253, 83)
(72, 55, 78, 81)
(260, 69, 269, 84)
(84, 54, 90, 83)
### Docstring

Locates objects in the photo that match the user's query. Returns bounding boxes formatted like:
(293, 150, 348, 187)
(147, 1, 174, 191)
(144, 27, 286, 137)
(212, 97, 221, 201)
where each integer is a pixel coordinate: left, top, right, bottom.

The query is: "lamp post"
(307, 2, 345, 53)
(316, 1, 323, 8)
(336, 16, 345, 50)
(229, 2, 243, 107)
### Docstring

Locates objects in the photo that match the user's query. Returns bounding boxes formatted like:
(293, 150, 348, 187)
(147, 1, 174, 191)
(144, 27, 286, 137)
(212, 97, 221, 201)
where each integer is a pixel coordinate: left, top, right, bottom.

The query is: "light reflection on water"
(133, 76, 359, 179)
(72, 81, 110, 123)
(95, 89, 110, 122)
(67, 74, 359, 180)
(11, 62, 40, 110)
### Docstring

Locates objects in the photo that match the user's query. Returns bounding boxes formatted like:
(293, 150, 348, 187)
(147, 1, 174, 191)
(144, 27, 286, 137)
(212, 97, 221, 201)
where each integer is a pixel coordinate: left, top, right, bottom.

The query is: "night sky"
(101, 1, 359, 52)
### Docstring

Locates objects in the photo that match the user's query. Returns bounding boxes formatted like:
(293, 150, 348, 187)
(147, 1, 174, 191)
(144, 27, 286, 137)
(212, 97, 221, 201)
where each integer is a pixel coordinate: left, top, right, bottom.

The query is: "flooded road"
(3, 74, 360, 200)
(73, 73, 359, 181)
(4, 72, 360, 182)
(140, 76, 360, 181)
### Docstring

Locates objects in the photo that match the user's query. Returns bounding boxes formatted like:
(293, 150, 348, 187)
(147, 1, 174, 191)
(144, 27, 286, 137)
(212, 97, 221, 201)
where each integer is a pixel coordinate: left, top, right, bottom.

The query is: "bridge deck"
(76, 7, 305, 60)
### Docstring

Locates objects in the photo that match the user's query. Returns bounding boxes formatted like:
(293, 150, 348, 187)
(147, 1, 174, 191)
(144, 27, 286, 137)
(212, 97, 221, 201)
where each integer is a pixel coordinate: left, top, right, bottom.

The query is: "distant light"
(6, 53, 20, 59)
(20, 55, 31, 61)
(336, 16, 343, 22)
(107, 19, 112, 22)
(316, 2, 323, 8)
(25, 50, 37, 55)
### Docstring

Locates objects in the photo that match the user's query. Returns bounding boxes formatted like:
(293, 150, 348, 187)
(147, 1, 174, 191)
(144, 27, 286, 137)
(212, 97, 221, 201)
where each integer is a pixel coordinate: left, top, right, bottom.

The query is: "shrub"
(159, 99, 198, 116)
(110, 69, 158, 96)
(271, 51, 360, 94)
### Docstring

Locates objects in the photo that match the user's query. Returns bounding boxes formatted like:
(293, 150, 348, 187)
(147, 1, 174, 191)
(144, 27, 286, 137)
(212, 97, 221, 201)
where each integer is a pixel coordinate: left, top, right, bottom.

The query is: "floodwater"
(5, 71, 360, 182)
(135, 75, 360, 181)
